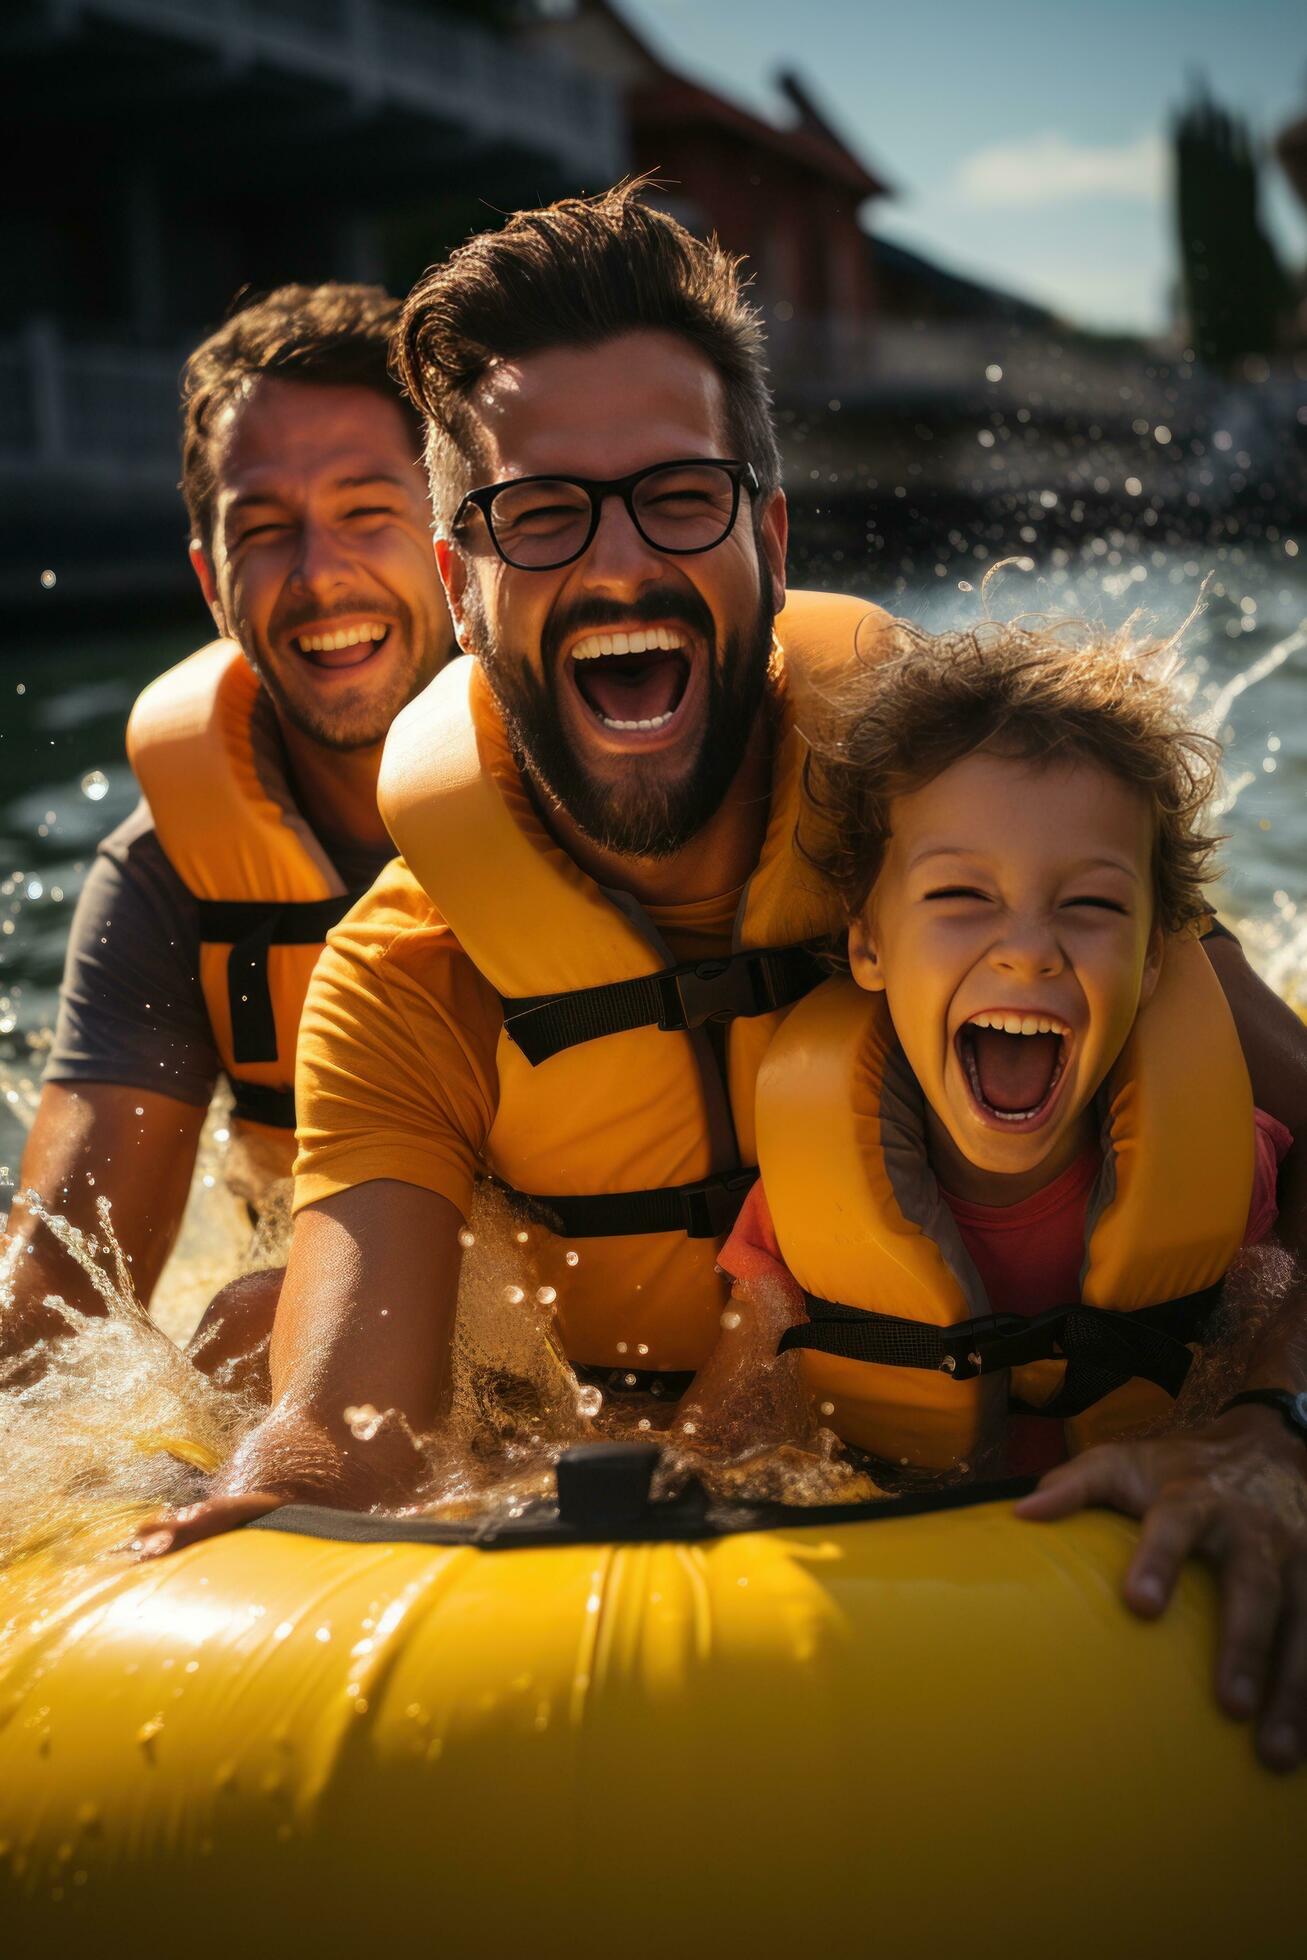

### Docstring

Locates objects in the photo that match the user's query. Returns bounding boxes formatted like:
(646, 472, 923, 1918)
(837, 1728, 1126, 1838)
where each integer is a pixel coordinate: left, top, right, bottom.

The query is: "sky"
(620, 0, 1307, 333)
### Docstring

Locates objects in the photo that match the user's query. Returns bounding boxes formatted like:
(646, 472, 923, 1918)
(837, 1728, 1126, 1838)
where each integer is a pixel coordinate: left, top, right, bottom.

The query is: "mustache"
(541, 584, 715, 670)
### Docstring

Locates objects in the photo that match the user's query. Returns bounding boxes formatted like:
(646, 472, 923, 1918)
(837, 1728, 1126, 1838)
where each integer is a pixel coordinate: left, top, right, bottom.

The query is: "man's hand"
(129, 1490, 285, 1558)
(1015, 1405, 1307, 1772)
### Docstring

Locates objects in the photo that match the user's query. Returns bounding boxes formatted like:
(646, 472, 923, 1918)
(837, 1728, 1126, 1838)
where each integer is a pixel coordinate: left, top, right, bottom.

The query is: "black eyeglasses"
(450, 458, 759, 571)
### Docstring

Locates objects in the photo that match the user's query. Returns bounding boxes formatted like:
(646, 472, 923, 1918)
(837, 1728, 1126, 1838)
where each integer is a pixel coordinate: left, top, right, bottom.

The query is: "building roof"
(530, 0, 890, 201)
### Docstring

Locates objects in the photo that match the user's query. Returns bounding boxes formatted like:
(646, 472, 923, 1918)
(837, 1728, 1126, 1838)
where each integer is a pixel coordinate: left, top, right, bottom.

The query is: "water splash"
(0, 1192, 257, 1571)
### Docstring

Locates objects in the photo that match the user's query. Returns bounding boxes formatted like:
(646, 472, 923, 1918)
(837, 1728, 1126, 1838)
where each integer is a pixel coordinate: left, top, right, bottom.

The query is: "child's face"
(849, 750, 1164, 1191)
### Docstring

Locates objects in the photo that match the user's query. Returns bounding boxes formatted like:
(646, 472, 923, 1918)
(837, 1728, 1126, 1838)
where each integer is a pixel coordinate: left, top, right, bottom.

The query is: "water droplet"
(575, 1385, 603, 1419)
(564, 1249, 579, 1266)
(720, 1309, 741, 1331)
(40, 569, 56, 590)
(457, 1227, 476, 1249)
(344, 1404, 383, 1441)
(135, 1714, 164, 1754)
(535, 1285, 556, 1306)
(80, 771, 109, 802)
(819, 1400, 835, 1416)
(503, 1285, 525, 1306)
(984, 363, 1003, 383)
(514, 1229, 529, 1244)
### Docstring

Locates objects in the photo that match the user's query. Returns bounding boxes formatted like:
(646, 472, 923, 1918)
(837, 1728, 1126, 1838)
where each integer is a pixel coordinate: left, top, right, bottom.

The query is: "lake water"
(1, 537, 1304, 1186)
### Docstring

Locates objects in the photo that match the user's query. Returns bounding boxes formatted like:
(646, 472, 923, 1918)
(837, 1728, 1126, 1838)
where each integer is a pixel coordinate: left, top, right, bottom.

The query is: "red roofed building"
(521, 0, 892, 389)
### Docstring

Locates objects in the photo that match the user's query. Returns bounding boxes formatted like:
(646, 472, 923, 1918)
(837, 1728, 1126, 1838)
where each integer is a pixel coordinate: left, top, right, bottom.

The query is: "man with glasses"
(143, 187, 1307, 1776)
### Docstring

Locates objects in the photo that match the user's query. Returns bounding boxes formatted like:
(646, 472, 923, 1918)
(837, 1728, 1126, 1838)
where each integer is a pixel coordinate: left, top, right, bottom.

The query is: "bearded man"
(134, 192, 1307, 1774)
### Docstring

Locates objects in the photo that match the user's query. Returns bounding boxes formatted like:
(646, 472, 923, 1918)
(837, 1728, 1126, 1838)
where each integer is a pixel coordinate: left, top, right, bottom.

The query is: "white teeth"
(598, 711, 676, 731)
(966, 1011, 1069, 1037)
(295, 622, 387, 653)
(570, 627, 685, 660)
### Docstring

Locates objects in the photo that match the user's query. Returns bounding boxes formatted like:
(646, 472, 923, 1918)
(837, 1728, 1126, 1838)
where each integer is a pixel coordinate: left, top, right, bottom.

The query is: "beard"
(243, 591, 439, 754)
(467, 578, 777, 861)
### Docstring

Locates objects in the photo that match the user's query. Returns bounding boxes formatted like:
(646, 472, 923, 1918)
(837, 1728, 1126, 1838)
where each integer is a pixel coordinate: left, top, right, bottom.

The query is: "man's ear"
(188, 540, 228, 638)
(434, 536, 474, 648)
(1138, 921, 1166, 1006)
(848, 913, 886, 994)
(759, 489, 788, 618)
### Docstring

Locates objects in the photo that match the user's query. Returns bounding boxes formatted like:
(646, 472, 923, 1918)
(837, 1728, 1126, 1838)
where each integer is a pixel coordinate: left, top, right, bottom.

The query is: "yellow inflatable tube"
(1, 1462, 1302, 1960)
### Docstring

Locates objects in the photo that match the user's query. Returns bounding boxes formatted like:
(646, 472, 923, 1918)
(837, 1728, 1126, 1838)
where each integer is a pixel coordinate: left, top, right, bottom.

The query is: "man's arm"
(3, 1083, 205, 1353)
(3, 816, 219, 1358)
(133, 1180, 465, 1551)
(1019, 933, 1307, 1773)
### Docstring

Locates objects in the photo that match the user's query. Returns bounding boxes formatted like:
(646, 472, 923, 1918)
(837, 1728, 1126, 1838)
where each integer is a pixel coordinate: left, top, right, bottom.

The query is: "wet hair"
(393, 177, 781, 522)
(180, 282, 421, 547)
(800, 611, 1224, 933)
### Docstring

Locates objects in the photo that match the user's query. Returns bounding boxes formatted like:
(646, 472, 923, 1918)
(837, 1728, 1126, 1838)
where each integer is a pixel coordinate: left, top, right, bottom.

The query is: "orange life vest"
(126, 640, 365, 1191)
(379, 590, 892, 1370)
(755, 939, 1255, 1468)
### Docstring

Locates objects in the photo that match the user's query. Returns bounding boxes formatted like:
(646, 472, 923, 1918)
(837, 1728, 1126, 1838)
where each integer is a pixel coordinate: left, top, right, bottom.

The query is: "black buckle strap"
(778, 1286, 1224, 1417)
(197, 893, 365, 1067)
(229, 1081, 297, 1131)
(501, 1168, 757, 1241)
(499, 943, 826, 1067)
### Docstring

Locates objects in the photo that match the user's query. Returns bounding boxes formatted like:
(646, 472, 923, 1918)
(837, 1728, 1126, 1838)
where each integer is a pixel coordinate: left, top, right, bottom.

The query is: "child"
(702, 613, 1288, 1477)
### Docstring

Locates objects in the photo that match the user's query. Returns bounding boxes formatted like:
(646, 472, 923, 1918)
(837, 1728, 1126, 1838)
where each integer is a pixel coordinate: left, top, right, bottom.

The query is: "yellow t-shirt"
(293, 856, 743, 1220)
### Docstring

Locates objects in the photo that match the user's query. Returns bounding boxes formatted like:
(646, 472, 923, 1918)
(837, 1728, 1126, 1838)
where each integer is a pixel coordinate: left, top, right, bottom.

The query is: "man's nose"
(581, 491, 668, 584)
(988, 916, 1065, 980)
(289, 518, 353, 595)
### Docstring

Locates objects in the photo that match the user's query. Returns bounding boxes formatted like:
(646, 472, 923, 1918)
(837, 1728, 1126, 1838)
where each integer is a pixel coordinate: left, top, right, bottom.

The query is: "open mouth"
(291, 622, 391, 671)
(568, 627, 691, 732)
(955, 1011, 1072, 1128)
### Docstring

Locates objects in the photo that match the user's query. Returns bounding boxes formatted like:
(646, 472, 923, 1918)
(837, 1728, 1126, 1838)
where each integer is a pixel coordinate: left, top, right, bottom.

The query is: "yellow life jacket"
(378, 589, 892, 1372)
(755, 938, 1255, 1468)
(126, 640, 367, 1191)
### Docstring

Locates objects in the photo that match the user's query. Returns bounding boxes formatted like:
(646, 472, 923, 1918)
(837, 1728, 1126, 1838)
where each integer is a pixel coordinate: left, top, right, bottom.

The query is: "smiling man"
(138, 193, 1307, 1772)
(3, 283, 455, 1348)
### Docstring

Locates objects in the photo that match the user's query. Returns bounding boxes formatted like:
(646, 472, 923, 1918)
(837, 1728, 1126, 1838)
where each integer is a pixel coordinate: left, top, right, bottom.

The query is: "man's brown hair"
(393, 179, 782, 518)
(801, 612, 1223, 933)
(180, 282, 419, 546)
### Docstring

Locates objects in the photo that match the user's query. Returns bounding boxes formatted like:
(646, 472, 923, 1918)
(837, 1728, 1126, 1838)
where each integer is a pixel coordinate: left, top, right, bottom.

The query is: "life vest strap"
(500, 943, 827, 1066)
(778, 1286, 1225, 1417)
(197, 893, 367, 1066)
(229, 1081, 297, 1132)
(499, 1168, 758, 1241)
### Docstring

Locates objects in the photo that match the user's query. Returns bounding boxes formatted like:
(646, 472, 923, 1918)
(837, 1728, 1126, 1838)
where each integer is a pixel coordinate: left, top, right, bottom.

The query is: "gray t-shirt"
(45, 799, 394, 1106)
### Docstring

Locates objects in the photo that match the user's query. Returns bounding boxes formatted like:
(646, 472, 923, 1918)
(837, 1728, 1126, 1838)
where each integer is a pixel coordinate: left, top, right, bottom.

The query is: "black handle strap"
(197, 893, 366, 1068)
(229, 1081, 297, 1131)
(778, 1285, 1224, 1418)
(499, 942, 827, 1066)
(500, 1167, 757, 1241)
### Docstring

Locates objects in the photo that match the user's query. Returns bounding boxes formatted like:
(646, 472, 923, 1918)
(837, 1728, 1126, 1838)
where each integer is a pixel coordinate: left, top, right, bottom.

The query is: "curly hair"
(180, 282, 421, 547)
(393, 177, 780, 522)
(800, 612, 1224, 934)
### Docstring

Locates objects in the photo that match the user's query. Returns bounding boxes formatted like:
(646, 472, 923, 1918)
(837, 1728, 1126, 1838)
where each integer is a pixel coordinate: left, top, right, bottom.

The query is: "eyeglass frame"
(449, 457, 761, 571)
